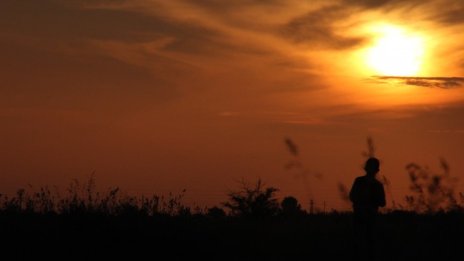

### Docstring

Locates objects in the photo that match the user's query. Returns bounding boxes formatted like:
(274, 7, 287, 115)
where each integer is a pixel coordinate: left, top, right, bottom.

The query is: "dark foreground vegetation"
(1, 177, 464, 260)
(5, 209, 464, 260)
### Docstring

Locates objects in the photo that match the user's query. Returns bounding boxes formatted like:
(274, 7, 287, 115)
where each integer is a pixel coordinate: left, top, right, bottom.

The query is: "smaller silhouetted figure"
(349, 157, 386, 261)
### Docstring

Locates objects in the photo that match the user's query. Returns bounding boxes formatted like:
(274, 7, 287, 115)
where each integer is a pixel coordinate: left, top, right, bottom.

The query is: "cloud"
(373, 76, 464, 89)
(0, 37, 178, 112)
(2, 0, 463, 115)
(0, 0, 224, 53)
(346, 0, 426, 9)
(280, 5, 365, 50)
(431, 2, 464, 24)
(184, 0, 286, 12)
(0, 0, 242, 102)
(347, 0, 396, 8)
(1, 0, 156, 42)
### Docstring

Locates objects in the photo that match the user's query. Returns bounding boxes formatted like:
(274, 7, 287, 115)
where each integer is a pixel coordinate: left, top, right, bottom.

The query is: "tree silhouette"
(223, 179, 279, 218)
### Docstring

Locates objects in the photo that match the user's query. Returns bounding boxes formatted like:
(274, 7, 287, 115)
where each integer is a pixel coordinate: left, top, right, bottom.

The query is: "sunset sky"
(2, 0, 464, 210)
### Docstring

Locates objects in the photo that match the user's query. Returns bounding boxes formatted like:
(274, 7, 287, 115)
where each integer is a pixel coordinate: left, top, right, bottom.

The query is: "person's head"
(364, 157, 380, 176)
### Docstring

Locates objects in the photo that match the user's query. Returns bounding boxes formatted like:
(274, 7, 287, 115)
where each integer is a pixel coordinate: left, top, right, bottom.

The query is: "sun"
(366, 25, 425, 76)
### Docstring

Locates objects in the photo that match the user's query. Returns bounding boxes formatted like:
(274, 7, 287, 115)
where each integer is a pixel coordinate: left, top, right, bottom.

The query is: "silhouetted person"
(349, 157, 386, 261)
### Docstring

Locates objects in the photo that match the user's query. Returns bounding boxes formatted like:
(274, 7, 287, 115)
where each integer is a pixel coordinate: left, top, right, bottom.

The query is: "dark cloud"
(373, 76, 464, 89)
(0, 0, 224, 55)
(1, 0, 158, 42)
(426, 1, 464, 24)
(280, 5, 365, 50)
(278, 0, 464, 50)
(349, 0, 464, 25)
(347, 0, 395, 8)
(342, 0, 464, 26)
(188, 0, 418, 13)
(345, 0, 427, 10)
(0, 36, 178, 111)
(186, 0, 285, 12)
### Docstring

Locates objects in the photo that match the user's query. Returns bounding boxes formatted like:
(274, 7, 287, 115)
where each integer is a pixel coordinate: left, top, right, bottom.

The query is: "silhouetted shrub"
(222, 179, 279, 218)
(405, 159, 461, 213)
(207, 206, 226, 218)
(280, 196, 304, 216)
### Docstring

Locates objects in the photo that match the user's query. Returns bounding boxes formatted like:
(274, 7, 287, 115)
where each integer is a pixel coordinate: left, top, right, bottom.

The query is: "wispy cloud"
(432, 2, 464, 24)
(280, 5, 366, 50)
(373, 76, 464, 89)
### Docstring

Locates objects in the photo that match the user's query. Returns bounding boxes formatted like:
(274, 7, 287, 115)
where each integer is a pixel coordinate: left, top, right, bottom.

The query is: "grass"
(2, 138, 463, 259)
(1, 177, 464, 260)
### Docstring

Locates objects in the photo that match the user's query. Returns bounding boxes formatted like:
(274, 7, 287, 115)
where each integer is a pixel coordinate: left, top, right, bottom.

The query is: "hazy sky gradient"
(2, 0, 464, 209)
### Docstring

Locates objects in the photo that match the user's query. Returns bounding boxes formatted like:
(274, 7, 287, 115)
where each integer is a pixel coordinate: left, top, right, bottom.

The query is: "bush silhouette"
(222, 179, 279, 218)
(207, 206, 226, 218)
(405, 158, 460, 213)
(280, 196, 304, 216)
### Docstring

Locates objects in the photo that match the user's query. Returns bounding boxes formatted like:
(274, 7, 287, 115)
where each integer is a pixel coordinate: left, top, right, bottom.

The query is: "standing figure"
(349, 157, 386, 260)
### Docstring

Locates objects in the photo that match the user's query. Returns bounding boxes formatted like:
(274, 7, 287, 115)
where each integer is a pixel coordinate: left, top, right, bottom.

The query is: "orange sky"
(2, 0, 464, 210)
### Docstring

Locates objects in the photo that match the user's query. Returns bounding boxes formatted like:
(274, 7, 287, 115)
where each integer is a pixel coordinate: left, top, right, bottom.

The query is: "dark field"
(2, 209, 463, 260)
(1, 171, 463, 260)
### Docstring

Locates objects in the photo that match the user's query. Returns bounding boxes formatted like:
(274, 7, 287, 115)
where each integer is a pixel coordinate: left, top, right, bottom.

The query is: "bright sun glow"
(366, 25, 425, 76)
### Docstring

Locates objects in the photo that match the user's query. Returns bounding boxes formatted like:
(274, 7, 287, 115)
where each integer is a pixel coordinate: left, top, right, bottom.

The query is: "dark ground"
(1, 211, 463, 260)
